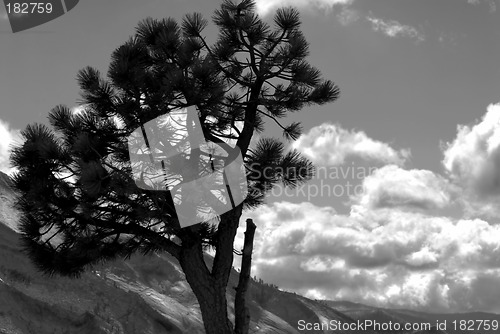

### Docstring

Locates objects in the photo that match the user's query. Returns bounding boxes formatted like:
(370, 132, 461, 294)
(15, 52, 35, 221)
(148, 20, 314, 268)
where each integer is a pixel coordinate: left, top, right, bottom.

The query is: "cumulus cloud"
(366, 16, 425, 42)
(442, 103, 500, 217)
(443, 103, 500, 196)
(405, 247, 439, 267)
(0, 119, 22, 175)
(352, 164, 453, 212)
(254, 0, 354, 17)
(243, 201, 500, 313)
(252, 104, 500, 312)
(293, 123, 411, 166)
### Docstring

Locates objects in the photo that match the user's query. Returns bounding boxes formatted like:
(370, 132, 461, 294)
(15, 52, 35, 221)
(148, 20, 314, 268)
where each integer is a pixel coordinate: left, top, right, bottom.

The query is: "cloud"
(336, 7, 359, 26)
(254, 0, 426, 44)
(71, 104, 125, 129)
(293, 123, 411, 166)
(70, 105, 87, 115)
(366, 16, 425, 42)
(242, 201, 500, 313)
(442, 103, 500, 217)
(443, 103, 500, 197)
(405, 247, 439, 267)
(467, 0, 497, 12)
(254, 0, 354, 17)
(351, 165, 453, 212)
(0, 119, 22, 175)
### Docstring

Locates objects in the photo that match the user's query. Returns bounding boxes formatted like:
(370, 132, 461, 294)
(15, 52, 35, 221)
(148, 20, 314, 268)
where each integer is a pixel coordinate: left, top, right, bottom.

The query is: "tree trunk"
(177, 206, 255, 334)
(178, 237, 235, 334)
(192, 283, 234, 334)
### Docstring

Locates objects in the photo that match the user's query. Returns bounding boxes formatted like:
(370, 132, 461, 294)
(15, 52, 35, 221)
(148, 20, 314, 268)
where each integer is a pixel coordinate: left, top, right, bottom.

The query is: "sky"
(2, 0, 500, 314)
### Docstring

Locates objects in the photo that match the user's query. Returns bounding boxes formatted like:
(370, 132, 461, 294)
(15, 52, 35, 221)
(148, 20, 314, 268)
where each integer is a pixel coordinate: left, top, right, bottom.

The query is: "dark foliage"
(10, 1, 339, 333)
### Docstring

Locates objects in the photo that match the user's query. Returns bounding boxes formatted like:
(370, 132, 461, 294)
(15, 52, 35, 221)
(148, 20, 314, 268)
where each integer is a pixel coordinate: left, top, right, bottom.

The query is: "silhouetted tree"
(10, 1, 339, 333)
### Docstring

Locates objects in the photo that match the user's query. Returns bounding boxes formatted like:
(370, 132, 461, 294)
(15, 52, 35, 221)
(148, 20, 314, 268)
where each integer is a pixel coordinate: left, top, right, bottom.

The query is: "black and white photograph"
(1, 0, 500, 333)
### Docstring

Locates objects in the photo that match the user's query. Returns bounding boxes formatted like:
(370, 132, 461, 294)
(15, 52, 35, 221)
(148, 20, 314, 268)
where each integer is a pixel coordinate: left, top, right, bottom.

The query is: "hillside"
(0, 172, 370, 334)
(1, 170, 499, 333)
(326, 300, 500, 334)
(0, 172, 19, 232)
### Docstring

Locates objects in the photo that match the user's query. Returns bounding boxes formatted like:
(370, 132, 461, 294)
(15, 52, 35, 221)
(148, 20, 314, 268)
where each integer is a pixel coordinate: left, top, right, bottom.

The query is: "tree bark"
(176, 207, 255, 334)
(178, 236, 235, 334)
(234, 218, 256, 334)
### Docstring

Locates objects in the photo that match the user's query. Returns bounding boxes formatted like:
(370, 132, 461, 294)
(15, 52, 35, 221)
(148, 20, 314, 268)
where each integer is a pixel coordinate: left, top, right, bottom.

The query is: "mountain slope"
(0, 172, 19, 232)
(326, 300, 500, 334)
(0, 172, 371, 334)
(4, 170, 499, 334)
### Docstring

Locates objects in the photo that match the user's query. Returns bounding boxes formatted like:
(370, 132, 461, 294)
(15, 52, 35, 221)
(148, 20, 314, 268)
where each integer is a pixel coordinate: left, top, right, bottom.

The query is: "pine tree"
(10, 1, 339, 333)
